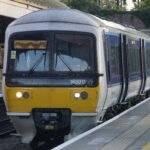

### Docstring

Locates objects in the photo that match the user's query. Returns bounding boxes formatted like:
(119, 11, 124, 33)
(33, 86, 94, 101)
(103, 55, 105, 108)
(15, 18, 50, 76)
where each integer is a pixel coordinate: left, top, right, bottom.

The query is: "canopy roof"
(27, 0, 68, 8)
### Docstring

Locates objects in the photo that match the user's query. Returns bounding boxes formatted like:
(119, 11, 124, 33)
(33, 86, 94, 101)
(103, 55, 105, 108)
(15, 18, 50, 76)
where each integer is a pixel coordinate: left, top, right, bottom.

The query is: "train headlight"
(74, 93, 81, 99)
(16, 92, 23, 98)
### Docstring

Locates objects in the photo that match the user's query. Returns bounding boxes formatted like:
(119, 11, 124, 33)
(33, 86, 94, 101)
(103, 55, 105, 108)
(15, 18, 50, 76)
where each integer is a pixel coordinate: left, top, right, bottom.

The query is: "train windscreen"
(6, 32, 97, 87)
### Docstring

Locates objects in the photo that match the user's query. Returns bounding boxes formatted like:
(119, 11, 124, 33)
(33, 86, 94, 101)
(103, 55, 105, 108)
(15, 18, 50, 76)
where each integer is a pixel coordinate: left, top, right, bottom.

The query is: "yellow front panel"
(5, 86, 100, 113)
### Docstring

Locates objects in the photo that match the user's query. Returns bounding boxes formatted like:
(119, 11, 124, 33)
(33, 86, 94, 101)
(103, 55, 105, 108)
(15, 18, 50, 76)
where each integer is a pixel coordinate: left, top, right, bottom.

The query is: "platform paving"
(53, 98, 150, 150)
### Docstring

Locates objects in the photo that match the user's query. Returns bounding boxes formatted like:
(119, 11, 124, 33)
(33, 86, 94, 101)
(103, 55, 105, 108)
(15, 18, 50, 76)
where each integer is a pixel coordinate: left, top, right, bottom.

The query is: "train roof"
(9, 9, 99, 27)
(9, 9, 149, 38)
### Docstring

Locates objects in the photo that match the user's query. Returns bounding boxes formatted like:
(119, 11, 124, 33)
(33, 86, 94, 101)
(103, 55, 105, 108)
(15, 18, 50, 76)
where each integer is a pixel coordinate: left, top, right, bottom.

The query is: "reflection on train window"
(15, 50, 49, 72)
(104, 34, 121, 84)
(145, 42, 150, 72)
(128, 38, 141, 75)
(54, 34, 94, 72)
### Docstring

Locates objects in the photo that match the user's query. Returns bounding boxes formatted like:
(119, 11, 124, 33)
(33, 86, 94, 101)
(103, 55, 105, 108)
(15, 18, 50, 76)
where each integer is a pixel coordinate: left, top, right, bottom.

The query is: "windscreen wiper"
(57, 52, 73, 72)
(28, 52, 46, 75)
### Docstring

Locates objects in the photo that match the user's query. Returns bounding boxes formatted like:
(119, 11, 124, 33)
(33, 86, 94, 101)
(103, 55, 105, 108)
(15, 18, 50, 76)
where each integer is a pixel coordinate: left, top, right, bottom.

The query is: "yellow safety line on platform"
(142, 143, 150, 150)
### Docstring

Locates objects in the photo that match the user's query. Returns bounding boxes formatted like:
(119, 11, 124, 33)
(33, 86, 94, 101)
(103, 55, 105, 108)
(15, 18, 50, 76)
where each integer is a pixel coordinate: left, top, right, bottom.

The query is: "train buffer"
(53, 98, 150, 150)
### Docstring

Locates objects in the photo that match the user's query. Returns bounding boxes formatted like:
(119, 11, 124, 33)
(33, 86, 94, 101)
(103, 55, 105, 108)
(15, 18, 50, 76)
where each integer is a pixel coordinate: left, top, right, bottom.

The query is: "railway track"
(0, 119, 15, 136)
(0, 97, 15, 136)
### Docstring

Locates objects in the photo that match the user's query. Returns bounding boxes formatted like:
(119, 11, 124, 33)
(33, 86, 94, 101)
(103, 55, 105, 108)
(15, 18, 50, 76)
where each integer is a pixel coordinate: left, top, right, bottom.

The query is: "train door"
(124, 36, 142, 101)
(103, 32, 123, 109)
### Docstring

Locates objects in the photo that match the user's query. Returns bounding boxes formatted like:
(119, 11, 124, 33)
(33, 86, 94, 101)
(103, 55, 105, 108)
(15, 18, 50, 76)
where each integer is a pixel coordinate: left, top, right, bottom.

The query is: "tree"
(63, 0, 120, 10)
(103, 0, 117, 9)
(133, 0, 150, 8)
(141, 0, 150, 7)
(62, 0, 128, 11)
(115, 0, 127, 9)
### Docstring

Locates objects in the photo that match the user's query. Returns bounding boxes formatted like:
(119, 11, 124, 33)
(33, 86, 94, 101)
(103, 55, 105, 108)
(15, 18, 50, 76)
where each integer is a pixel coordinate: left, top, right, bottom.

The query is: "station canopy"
(27, 0, 68, 8)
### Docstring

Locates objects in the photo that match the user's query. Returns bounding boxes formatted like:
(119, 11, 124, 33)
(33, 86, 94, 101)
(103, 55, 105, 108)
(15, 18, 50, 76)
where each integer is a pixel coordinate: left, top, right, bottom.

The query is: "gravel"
(0, 135, 31, 150)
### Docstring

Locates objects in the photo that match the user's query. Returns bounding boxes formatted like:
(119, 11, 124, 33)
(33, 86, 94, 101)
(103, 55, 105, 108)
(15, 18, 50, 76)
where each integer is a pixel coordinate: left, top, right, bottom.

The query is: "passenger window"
(104, 33, 122, 84)
(127, 38, 141, 76)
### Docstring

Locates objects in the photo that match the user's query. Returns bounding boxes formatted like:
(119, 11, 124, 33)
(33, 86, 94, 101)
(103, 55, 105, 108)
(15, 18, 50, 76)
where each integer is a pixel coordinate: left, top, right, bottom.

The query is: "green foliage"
(141, 0, 150, 8)
(62, 0, 71, 6)
(132, 8, 150, 27)
(134, 0, 150, 8)
(62, 0, 150, 28)
(65, 0, 99, 12)
(63, 0, 119, 11)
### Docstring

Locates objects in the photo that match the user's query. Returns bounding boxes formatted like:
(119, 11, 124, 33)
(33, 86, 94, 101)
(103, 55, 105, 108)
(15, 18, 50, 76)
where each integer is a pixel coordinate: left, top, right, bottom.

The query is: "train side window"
(145, 42, 150, 74)
(104, 33, 122, 84)
(127, 38, 141, 78)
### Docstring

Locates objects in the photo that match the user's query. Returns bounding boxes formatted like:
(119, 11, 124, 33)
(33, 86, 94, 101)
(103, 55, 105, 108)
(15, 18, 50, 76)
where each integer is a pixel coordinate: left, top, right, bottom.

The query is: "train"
(2, 9, 150, 149)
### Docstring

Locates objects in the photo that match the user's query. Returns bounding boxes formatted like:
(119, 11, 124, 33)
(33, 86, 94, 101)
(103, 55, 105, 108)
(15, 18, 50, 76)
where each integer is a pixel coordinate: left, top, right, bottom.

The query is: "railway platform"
(53, 98, 150, 150)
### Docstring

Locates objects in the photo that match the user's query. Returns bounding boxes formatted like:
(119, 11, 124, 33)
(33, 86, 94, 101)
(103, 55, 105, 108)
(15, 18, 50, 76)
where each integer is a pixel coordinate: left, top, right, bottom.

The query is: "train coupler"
(31, 108, 71, 150)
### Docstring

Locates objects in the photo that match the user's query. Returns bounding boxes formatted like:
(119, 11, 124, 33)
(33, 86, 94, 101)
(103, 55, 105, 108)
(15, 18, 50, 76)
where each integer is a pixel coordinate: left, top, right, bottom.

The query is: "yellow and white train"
(2, 9, 150, 147)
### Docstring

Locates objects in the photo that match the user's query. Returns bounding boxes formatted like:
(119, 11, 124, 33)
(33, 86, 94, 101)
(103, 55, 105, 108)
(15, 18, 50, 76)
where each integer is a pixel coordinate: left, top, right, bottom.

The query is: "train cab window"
(6, 32, 97, 87)
(8, 33, 49, 73)
(145, 42, 150, 74)
(127, 38, 141, 79)
(104, 33, 122, 84)
(54, 33, 95, 72)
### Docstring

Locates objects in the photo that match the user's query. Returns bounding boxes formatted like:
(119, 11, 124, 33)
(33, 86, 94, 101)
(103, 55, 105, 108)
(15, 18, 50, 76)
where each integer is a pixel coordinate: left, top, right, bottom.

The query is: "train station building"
(0, 0, 68, 44)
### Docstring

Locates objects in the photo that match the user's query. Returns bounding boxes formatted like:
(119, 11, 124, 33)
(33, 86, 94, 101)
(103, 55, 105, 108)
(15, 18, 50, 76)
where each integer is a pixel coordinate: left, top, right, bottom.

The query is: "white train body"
(2, 9, 150, 144)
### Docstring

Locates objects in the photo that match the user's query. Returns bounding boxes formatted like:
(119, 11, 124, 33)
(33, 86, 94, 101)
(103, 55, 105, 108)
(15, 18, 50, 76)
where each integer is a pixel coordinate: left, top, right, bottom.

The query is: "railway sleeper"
(30, 131, 64, 150)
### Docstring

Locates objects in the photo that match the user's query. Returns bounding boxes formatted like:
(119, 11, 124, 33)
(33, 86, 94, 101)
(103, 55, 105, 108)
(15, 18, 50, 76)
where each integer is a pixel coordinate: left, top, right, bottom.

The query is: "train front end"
(2, 10, 101, 145)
